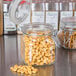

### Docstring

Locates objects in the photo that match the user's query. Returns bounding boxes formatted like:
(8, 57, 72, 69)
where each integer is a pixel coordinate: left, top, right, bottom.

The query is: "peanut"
(58, 31, 76, 49)
(24, 31, 55, 65)
(10, 65, 38, 75)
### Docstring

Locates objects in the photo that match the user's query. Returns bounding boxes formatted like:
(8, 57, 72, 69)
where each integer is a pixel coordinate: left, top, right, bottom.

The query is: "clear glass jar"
(57, 17, 76, 49)
(21, 23, 55, 66)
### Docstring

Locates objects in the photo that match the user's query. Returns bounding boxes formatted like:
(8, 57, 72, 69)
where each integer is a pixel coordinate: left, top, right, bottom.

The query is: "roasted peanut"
(10, 65, 38, 75)
(58, 31, 76, 49)
(23, 31, 55, 66)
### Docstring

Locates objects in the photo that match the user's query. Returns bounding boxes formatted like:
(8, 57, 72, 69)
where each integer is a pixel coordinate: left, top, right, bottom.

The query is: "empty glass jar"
(21, 23, 55, 66)
(57, 17, 76, 49)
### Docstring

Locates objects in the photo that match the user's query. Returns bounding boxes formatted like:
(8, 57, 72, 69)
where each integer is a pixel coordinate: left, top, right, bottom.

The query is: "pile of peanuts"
(24, 31, 55, 65)
(10, 65, 38, 75)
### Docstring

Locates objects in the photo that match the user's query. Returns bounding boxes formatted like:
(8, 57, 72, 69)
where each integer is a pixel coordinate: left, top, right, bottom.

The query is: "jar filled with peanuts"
(21, 23, 55, 66)
(57, 17, 76, 49)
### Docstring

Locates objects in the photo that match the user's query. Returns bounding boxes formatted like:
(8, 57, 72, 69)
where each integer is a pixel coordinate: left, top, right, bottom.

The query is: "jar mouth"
(61, 17, 76, 31)
(21, 23, 53, 36)
(62, 17, 76, 24)
(62, 28, 76, 32)
(61, 25, 76, 31)
(24, 31, 52, 36)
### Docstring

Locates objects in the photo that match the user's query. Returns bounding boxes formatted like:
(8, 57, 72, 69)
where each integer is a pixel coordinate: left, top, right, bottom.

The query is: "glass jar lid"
(61, 17, 76, 31)
(21, 23, 53, 36)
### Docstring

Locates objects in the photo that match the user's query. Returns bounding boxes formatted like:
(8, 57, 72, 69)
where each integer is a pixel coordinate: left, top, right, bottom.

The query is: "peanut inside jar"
(58, 17, 76, 49)
(69, 31, 76, 49)
(23, 30, 55, 66)
(57, 30, 76, 49)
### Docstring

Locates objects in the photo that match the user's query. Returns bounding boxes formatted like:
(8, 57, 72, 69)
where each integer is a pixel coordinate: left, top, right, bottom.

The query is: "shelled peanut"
(69, 32, 76, 48)
(57, 31, 76, 49)
(24, 31, 55, 65)
(10, 65, 38, 75)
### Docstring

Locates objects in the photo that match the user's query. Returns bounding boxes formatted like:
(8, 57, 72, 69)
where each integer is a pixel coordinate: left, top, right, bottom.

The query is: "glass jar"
(21, 23, 55, 66)
(57, 17, 76, 49)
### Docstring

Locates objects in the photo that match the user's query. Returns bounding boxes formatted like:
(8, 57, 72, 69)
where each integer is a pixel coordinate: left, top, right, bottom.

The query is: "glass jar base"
(58, 44, 76, 50)
(23, 61, 55, 67)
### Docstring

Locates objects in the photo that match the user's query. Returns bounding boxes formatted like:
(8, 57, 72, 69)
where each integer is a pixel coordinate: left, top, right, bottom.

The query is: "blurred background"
(0, 0, 76, 35)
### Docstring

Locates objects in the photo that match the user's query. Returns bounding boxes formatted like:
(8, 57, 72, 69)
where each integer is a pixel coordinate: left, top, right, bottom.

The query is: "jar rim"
(61, 17, 76, 30)
(62, 17, 76, 23)
(21, 23, 53, 36)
